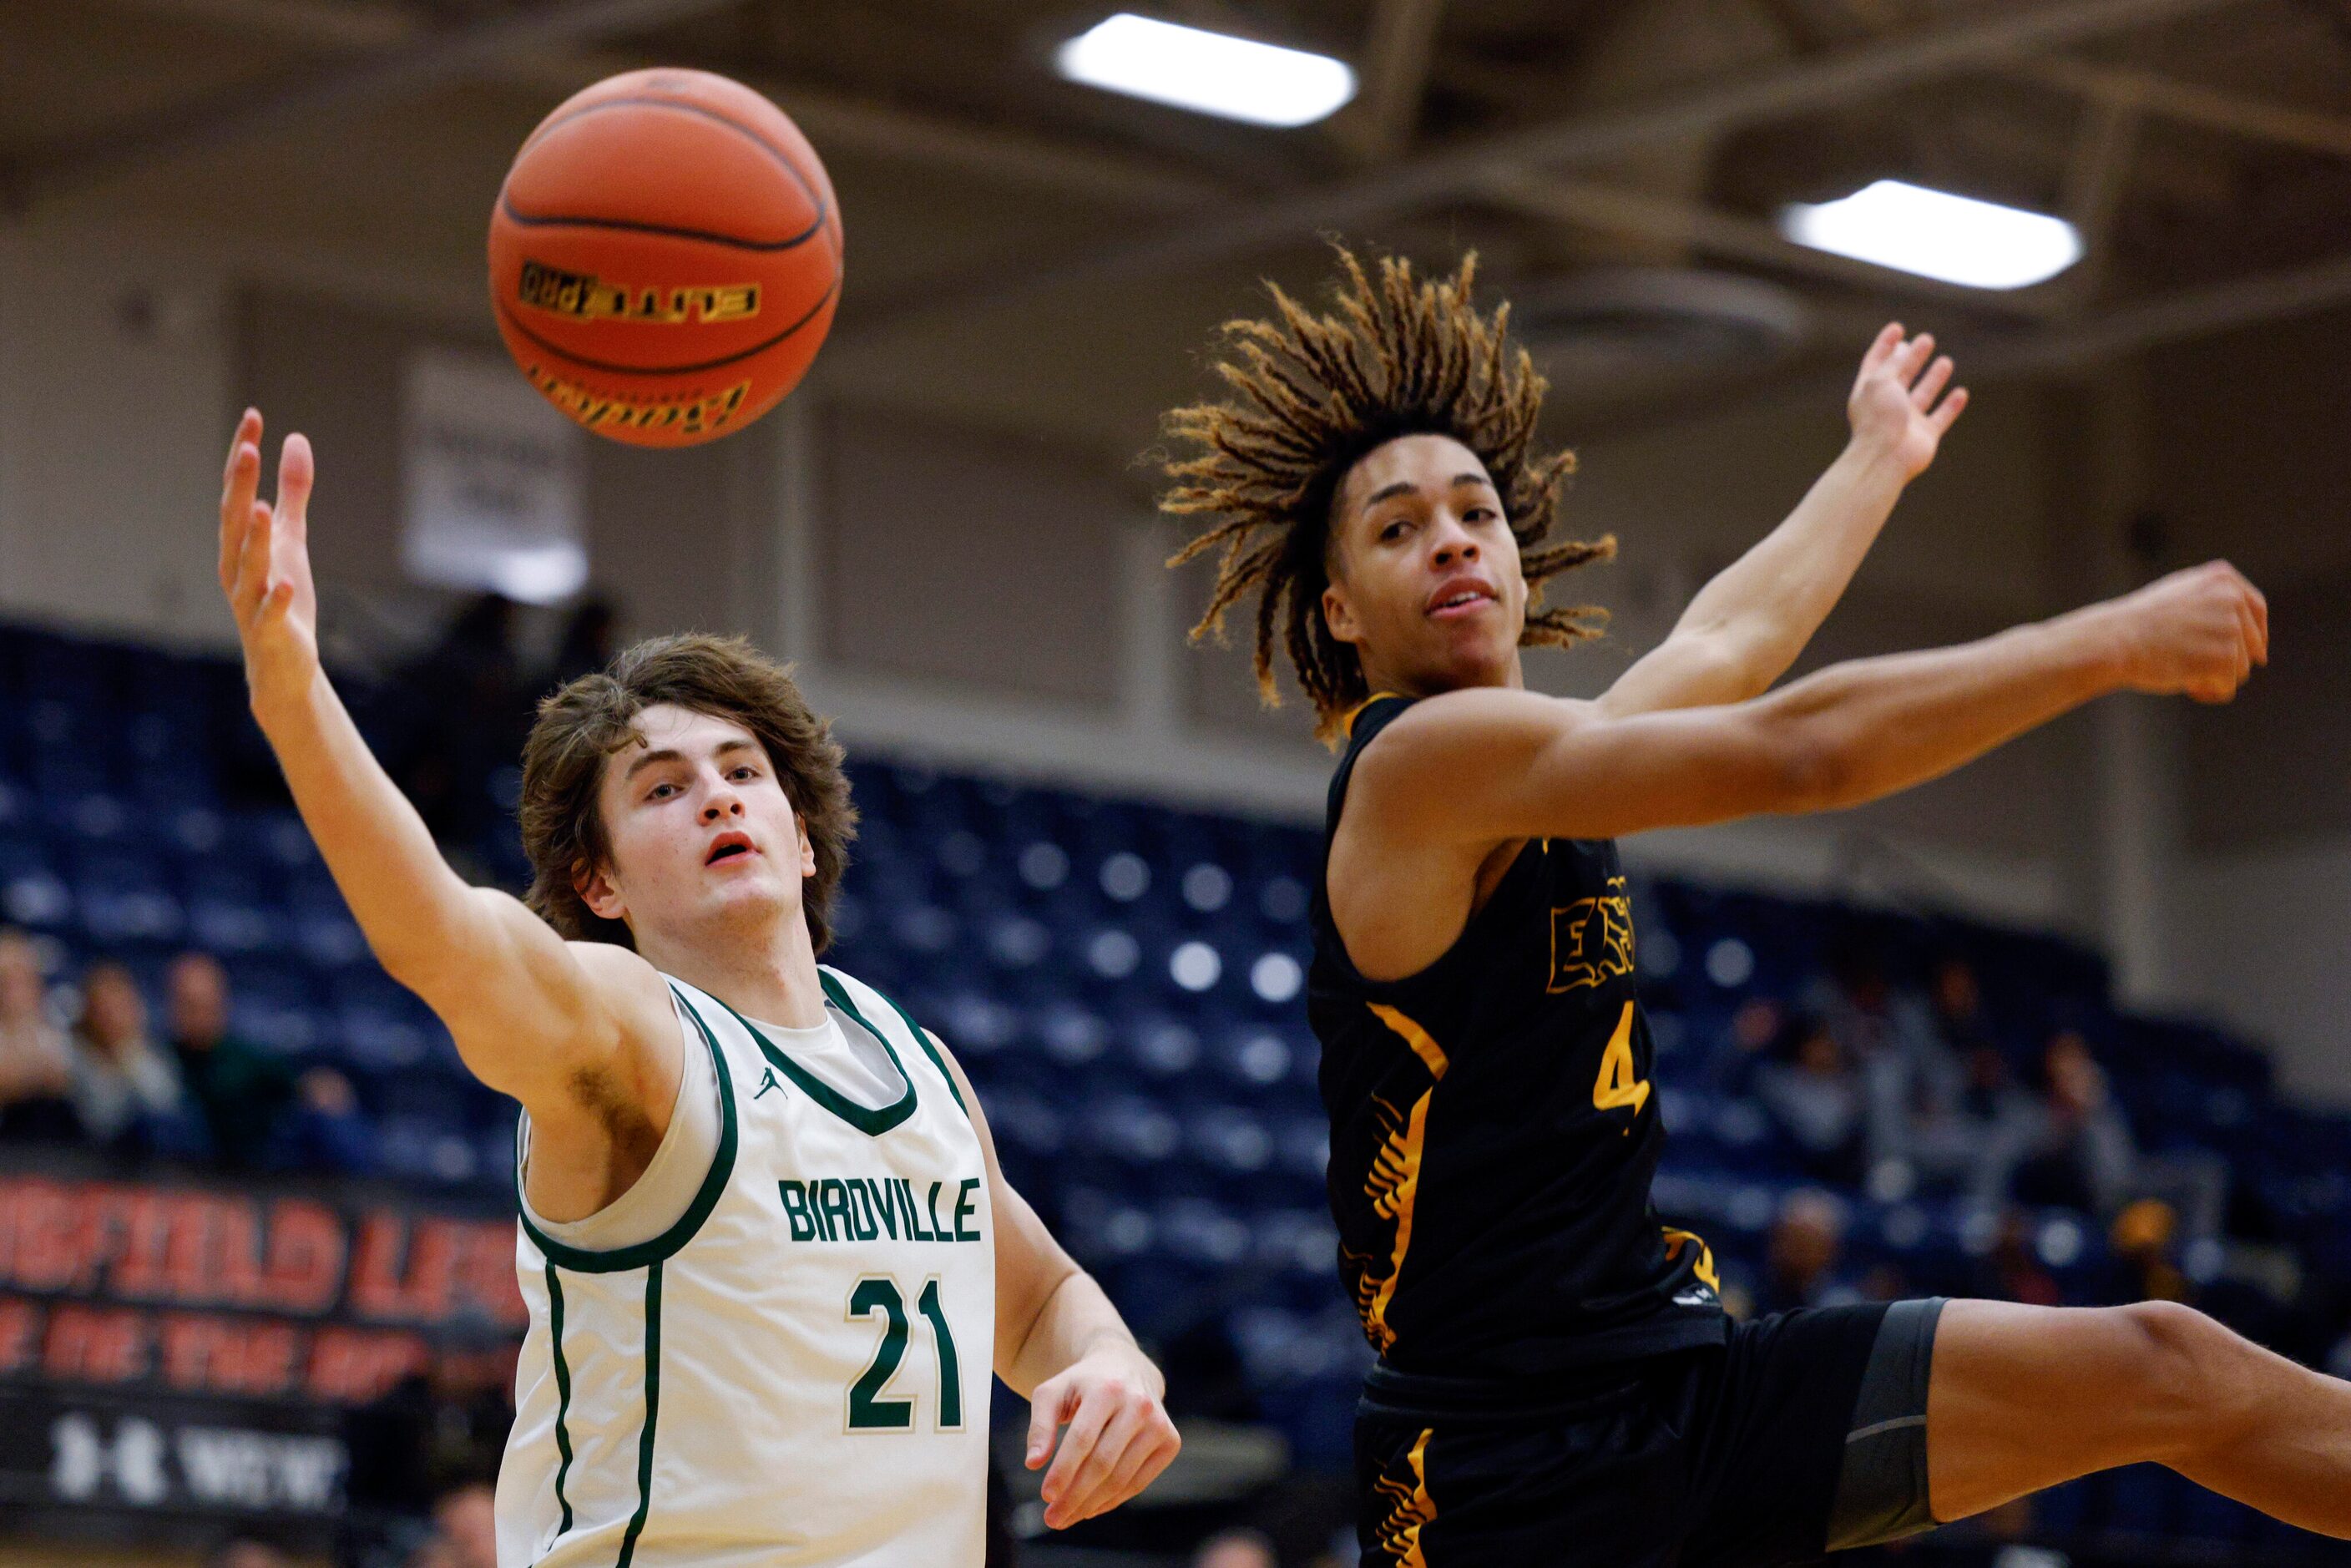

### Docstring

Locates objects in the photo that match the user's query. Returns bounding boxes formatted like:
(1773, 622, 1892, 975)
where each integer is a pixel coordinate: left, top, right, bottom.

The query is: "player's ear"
(575, 857, 625, 923)
(1322, 578, 1363, 647)
(795, 814, 817, 878)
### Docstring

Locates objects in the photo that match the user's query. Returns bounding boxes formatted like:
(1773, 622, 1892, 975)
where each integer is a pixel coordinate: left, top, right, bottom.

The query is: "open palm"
(217, 410, 321, 711)
(1847, 324, 1968, 481)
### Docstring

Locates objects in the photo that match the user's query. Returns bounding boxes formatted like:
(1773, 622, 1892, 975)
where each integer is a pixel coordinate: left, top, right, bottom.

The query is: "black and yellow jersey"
(1310, 694, 1726, 1378)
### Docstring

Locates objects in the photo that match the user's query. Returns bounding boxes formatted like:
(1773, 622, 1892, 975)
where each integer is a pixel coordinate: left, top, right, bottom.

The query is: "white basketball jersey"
(495, 967, 995, 1568)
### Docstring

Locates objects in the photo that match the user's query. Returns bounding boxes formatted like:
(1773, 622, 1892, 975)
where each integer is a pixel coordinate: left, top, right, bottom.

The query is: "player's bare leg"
(1928, 1297, 2351, 1535)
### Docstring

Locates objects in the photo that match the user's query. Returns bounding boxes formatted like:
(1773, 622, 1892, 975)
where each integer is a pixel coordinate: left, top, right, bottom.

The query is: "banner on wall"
(401, 346, 588, 605)
(0, 1166, 523, 1531)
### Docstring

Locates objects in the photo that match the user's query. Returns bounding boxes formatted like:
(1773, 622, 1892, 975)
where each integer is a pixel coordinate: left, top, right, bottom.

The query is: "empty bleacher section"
(6, 615, 2351, 1562)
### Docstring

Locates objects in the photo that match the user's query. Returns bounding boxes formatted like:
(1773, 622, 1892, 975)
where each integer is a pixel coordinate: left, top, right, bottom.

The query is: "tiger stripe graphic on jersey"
(1369, 1428, 1438, 1566)
(1344, 1005, 1449, 1353)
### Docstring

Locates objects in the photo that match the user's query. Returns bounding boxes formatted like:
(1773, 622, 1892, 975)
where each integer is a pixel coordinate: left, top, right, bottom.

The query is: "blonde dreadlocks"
(1161, 247, 1614, 743)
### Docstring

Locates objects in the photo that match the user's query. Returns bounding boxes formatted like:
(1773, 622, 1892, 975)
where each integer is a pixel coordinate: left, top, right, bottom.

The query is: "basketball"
(487, 68, 842, 448)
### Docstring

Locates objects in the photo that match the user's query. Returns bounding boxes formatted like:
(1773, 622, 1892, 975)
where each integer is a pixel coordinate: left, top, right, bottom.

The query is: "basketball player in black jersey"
(1161, 250, 2348, 1565)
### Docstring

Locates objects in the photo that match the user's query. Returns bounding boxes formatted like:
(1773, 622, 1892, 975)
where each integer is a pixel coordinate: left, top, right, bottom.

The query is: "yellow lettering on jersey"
(1591, 1000, 1650, 1125)
(1549, 876, 1635, 993)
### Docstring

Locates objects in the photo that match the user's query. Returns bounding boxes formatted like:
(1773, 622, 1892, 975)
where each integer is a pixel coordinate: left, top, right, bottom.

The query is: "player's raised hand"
(1026, 1347, 1181, 1530)
(1847, 322, 1968, 481)
(218, 409, 321, 715)
(2110, 559, 2269, 703)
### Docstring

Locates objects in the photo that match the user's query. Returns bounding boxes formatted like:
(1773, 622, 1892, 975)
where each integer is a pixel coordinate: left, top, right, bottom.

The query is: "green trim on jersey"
(719, 974, 921, 1136)
(517, 987, 740, 1274)
(873, 989, 968, 1123)
(613, 1262, 663, 1568)
(547, 1262, 576, 1534)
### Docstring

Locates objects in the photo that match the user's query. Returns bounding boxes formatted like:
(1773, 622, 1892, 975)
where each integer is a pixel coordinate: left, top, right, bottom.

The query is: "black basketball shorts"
(1355, 1298, 1947, 1568)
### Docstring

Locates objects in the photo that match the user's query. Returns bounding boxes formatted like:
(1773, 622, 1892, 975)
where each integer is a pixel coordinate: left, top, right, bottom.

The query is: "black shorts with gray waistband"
(1354, 1298, 1948, 1568)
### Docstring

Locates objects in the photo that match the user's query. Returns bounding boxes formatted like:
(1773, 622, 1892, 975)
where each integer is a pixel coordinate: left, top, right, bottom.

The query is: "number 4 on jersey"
(1592, 1000, 1650, 1127)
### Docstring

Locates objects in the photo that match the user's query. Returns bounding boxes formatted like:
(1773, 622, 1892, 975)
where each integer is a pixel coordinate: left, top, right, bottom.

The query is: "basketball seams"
(503, 96, 828, 250)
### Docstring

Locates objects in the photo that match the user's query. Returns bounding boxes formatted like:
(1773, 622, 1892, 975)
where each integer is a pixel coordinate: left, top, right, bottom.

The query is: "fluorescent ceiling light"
(1054, 13, 1356, 128)
(1778, 179, 2082, 291)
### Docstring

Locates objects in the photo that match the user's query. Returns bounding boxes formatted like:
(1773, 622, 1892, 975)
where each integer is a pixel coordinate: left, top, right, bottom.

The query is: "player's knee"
(2110, 1300, 2257, 1452)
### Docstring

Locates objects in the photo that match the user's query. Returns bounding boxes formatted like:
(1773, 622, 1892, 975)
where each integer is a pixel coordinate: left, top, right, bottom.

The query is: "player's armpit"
(410, 889, 679, 1120)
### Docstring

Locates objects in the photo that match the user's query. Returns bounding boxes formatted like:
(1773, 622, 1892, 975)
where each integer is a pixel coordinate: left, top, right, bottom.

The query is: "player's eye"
(648, 781, 678, 800)
(1379, 518, 1411, 542)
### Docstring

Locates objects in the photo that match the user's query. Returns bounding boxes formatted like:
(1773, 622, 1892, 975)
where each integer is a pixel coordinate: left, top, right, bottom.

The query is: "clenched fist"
(2110, 560, 2268, 704)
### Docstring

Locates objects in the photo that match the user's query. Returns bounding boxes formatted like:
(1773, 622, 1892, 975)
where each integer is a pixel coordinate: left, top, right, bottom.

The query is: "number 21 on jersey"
(1592, 1000, 1650, 1126)
(847, 1275, 964, 1432)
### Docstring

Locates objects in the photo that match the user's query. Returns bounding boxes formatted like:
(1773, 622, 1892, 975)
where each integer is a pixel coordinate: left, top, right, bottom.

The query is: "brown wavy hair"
(1161, 246, 1614, 741)
(518, 634, 857, 953)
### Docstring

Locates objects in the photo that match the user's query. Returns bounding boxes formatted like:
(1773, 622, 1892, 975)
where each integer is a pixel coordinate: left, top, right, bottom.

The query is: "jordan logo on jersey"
(754, 1065, 784, 1100)
(1549, 876, 1635, 993)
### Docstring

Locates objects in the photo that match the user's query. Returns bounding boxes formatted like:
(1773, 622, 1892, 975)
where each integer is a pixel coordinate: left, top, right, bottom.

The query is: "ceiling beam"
(2050, 88, 2145, 311)
(64, 0, 1226, 212)
(12, 0, 751, 209)
(1328, 0, 1449, 164)
(1479, 169, 2071, 320)
(847, 0, 2242, 336)
(2019, 55, 2351, 161)
(1981, 248, 2351, 376)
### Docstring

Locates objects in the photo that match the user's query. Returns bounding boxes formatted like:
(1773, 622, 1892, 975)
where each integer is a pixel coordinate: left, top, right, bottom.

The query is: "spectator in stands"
(67, 962, 192, 1154)
(1973, 1209, 2065, 1308)
(2006, 1029, 2137, 1216)
(0, 927, 78, 1141)
(426, 1483, 498, 1568)
(1895, 957, 2020, 1192)
(1757, 1188, 1860, 1315)
(548, 594, 619, 690)
(1752, 1010, 1866, 1184)
(167, 950, 291, 1167)
(2101, 1197, 2193, 1307)
(392, 592, 532, 847)
(205, 1535, 294, 1568)
(1195, 1528, 1279, 1568)
(1710, 994, 1783, 1096)
(1812, 935, 1965, 1192)
(1991, 1029, 2229, 1241)
(164, 950, 371, 1175)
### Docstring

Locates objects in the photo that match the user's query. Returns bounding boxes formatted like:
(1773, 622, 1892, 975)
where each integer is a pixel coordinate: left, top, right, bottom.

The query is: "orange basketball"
(488, 68, 842, 448)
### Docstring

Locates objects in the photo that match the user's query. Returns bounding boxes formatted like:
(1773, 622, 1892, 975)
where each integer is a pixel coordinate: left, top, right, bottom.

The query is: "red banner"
(0, 1171, 523, 1407)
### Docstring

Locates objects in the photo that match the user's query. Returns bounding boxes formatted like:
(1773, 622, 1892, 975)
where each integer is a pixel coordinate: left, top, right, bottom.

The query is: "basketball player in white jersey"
(216, 411, 1181, 1567)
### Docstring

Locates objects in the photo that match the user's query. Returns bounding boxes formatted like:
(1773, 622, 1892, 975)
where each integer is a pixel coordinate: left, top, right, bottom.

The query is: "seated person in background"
(1753, 1010, 1867, 1185)
(1970, 1209, 2066, 1309)
(0, 928, 79, 1141)
(1757, 1188, 1863, 1316)
(167, 951, 291, 1167)
(165, 950, 371, 1174)
(1896, 957, 2020, 1191)
(68, 963, 193, 1156)
(1996, 1029, 2230, 1241)
(1193, 1528, 1279, 1568)
(2006, 1029, 2137, 1216)
(1711, 994, 1785, 1098)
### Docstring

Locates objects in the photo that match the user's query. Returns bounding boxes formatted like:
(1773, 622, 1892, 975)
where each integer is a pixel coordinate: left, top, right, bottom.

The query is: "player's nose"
(1429, 516, 1480, 564)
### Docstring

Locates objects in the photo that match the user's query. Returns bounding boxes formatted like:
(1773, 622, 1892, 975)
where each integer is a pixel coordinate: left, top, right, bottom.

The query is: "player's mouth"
(1425, 577, 1498, 620)
(705, 831, 758, 867)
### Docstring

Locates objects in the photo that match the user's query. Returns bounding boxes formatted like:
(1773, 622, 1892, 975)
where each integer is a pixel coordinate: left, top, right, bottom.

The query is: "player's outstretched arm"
(218, 412, 673, 1118)
(923, 1035, 1178, 1530)
(1599, 324, 1968, 717)
(1360, 559, 2268, 847)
